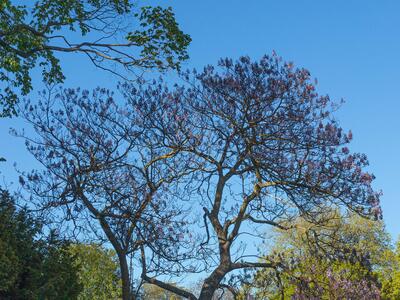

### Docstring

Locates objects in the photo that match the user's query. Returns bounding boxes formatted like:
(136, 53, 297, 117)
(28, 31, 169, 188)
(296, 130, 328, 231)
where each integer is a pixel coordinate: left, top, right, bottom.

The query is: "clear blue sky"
(1, 0, 399, 240)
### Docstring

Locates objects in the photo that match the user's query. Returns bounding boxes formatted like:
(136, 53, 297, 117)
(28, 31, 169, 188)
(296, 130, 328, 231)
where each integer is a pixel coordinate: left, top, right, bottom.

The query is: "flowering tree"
(127, 54, 382, 299)
(16, 54, 382, 299)
(292, 270, 380, 300)
(15, 87, 194, 300)
(292, 268, 381, 300)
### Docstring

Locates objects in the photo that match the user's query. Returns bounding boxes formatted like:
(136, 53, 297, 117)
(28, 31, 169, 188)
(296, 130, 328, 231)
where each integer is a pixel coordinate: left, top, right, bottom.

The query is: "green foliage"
(380, 240, 400, 299)
(128, 6, 191, 70)
(0, 188, 82, 299)
(36, 235, 83, 299)
(0, 189, 123, 299)
(0, 189, 34, 292)
(141, 283, 184, 300)
(0, 0, 190, 117)
(253, 211, 393, 299)
(67, 243, 122, 300)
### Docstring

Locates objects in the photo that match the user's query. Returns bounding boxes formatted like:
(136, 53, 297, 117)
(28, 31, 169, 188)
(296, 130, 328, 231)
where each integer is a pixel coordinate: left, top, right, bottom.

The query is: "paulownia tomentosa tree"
(0, 0, 191, 117)
(121, 54, 383, 299)
(15, 87, 197, 300)
(17, 54, 382, 299)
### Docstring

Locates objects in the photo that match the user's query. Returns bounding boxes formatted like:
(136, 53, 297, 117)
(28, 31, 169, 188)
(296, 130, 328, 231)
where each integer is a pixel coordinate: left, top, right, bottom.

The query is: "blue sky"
(1, 0, 399, 240)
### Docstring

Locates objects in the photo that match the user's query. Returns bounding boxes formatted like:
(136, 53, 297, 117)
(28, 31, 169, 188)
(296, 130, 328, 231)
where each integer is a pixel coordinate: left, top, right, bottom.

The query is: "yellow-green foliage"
(253, 211, 396, 299)
(380, 240, 400, 299)
(68, 243, 122, 300)
(141, 283, 184, 300)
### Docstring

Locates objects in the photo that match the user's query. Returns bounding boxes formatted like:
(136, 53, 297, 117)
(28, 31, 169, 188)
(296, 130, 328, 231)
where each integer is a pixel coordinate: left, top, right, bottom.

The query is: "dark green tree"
(0, 0, 191, 116)
(0, 188, 82, 299)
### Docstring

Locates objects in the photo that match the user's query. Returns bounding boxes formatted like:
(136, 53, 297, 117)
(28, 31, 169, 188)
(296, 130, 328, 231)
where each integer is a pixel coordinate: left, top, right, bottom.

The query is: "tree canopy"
(126, 55, 382, 298)
(16, 54, 384, 299)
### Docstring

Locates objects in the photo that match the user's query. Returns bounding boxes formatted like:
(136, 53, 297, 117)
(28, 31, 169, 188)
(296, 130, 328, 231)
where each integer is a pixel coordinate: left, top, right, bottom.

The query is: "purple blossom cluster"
(292, 268, 380, 300)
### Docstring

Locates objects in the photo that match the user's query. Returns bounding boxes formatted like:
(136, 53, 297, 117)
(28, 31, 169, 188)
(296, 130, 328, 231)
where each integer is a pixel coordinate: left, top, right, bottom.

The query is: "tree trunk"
(198, 265, 228, 299)
(117, 251, 132, 300)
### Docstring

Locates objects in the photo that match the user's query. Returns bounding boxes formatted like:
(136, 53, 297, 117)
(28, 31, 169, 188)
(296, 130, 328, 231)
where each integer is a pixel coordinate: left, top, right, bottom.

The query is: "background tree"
(0, 0, 191, 117)
(251, 211, 391, 299)
(130, 54, 383, 299)
(380, 239, 400, 299)
(0, 188, 82, 299)
(16, 86, 194, 299)
(68, 243, 121, 300)
(141, 283, 184, 300)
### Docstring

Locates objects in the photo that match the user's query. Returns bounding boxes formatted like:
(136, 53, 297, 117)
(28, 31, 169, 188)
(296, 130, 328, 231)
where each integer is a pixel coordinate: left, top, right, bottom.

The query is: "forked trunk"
(198, 265, 229, 299)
